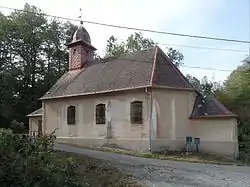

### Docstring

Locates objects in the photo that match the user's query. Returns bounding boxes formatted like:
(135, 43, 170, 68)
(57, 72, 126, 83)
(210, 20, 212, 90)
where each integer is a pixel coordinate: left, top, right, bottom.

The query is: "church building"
(27, 21, 239, 158)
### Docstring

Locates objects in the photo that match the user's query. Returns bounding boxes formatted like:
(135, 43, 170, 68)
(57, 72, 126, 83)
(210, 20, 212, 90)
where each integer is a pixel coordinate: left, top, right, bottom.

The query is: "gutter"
(189, 114, 237, 119)
(26, 114, 43, 117)
(40, 85, 150, 101)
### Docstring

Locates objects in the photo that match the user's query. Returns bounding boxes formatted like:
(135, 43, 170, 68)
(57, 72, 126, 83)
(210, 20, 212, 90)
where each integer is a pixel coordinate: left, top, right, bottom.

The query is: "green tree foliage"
(186, 62, 250, 161)
(186, 74, 201, 90)
(208, 60, 250, 161)
(186, 75, 222, 95)
(0, 5, 185, 129)
(105, 32, 184, 67)
(0, 129, 83, 187)
(216, 63, 250, 138)
(166, 47, 184, 67)
(0, 4, 75, 127)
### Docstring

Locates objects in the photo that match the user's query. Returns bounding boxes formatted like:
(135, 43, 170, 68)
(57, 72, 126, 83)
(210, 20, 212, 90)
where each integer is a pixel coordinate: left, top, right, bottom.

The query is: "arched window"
(67, 105, 76, 125)
(96, 104, 105, 124)
(130, 101, 143, 124)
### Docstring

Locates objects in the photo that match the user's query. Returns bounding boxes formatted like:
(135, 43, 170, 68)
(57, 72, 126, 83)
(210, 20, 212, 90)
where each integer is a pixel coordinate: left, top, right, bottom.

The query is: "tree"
(0, 4, 76, 127)
(0, 4, 183, 129)
(185, 75, 221, 96)
(211, 60, 250, 161)
(105, 32, 184, 67)
(63, 21, 78, 44)
(186, 74, 201, 90)
(166, 47, 184, 67)
(10, 3, 48, 114)
(217, 62, 250, 137)
(0, 11, 19, 126)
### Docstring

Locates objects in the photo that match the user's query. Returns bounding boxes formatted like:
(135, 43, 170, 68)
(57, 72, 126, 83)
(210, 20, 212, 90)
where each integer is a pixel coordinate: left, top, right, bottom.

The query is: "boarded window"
(67, 105, 76, 125)
(96, 104, 105, 124)
(130, 101, 143, 124)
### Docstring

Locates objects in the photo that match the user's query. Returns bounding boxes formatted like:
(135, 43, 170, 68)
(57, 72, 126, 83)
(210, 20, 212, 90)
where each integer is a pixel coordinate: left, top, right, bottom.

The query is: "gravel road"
(56, 143, 250, 187)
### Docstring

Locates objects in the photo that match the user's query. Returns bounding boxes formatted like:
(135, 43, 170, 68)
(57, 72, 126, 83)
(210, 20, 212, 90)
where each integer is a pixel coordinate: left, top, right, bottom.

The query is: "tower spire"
(79, 8, 83, 25)
(67, 9, 96, 71)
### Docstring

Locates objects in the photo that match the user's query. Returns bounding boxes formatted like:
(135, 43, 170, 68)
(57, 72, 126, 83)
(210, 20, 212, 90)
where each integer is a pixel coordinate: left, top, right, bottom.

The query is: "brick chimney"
(66, 23, 96, 71)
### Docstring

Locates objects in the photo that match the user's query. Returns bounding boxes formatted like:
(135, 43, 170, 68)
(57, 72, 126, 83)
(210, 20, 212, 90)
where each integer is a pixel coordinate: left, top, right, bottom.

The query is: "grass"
(56, 151, 143, 187)
(63, 143, 246, 166)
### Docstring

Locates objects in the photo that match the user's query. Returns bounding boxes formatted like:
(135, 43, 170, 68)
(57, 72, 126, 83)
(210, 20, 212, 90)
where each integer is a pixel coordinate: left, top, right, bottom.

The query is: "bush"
(9, 120, 27, 134)
(0, 129, 84, 187)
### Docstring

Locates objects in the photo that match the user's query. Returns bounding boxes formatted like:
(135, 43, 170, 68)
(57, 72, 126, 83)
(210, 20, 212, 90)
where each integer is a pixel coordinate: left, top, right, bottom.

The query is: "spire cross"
(79, 8, 83, 25)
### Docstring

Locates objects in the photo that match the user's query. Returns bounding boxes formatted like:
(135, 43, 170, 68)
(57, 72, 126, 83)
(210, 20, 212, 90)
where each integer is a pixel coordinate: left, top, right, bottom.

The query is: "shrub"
(0, 129, 84, 187)
(9, 120, 27, 134)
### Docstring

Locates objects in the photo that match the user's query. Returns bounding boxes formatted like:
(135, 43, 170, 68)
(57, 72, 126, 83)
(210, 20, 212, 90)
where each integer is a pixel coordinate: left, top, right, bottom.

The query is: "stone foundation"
(57, 137, 150, 152)
(151, 139, 239, 159)
(57, 137, 238, 158)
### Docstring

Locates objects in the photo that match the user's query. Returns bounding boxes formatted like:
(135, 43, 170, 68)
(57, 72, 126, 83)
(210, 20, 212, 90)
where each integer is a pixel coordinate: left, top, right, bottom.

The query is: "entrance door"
(38, 120, 42, 136)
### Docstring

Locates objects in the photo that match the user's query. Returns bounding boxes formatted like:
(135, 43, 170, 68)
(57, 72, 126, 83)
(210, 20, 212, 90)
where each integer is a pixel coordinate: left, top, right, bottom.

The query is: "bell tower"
(66, 11, 96, 71)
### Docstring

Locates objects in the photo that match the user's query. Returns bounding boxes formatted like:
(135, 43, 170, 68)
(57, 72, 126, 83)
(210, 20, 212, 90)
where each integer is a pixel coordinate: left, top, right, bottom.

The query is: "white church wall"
(43, 89, 151, 150)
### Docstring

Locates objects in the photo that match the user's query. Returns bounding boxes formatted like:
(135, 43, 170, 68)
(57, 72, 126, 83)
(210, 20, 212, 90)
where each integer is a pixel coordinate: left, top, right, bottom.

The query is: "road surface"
(56, 143, 250, 187)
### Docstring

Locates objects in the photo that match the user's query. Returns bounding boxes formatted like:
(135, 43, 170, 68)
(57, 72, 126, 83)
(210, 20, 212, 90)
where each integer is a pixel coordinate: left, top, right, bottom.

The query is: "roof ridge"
(150, 46, 158, 86)
(152, 47, 195, 90)
(118, 46, 156, 58)
(160, 47, 194, 88)
(101, 46, 156, 61)
(89, 46, 156, 64)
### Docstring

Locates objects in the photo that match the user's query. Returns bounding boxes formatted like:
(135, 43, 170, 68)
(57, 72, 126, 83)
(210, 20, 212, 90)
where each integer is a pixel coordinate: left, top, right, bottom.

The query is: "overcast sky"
(1, 0, 249, 82)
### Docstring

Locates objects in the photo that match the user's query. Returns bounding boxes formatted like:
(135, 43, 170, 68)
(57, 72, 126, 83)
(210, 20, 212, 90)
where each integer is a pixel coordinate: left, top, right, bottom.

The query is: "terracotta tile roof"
(27, 108, 42, 117)
(40, 45, 235, 118)
(41, 46, 194, 100)
(152, 47, 193, 89)
(190, 94, 237, 119)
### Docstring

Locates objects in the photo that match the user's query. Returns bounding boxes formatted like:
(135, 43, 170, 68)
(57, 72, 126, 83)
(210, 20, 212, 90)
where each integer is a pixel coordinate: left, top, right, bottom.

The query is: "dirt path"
(55, 144, 250, 187)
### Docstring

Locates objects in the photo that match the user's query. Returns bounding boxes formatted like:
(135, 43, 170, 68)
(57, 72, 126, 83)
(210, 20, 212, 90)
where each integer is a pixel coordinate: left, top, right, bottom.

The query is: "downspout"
(146, 45, 159, 152)
(149, 88, 153, 152)
(148, 46, 158, 152)
(145, 87, 153, 151)
(42, 102, 46, 135)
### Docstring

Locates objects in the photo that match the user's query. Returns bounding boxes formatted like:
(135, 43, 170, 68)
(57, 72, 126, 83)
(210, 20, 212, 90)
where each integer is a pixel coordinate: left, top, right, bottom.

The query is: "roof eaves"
(66, 40, 97, 50)
(152, 85, 194, 91)
(27, 114, 43, 117)
(189, 114, 237, 120)
(27, 108, 43, 117)
(40, 85, 151, 101)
